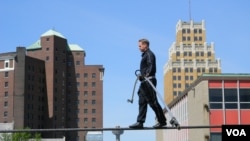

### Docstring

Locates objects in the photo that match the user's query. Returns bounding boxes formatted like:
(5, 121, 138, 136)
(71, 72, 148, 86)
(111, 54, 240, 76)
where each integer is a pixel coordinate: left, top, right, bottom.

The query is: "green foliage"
(0, 127, 41, 141)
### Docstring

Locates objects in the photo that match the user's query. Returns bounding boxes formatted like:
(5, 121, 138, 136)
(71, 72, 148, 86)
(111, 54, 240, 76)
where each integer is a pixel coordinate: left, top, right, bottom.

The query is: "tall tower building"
(0, 29, 104, 141)
(163, 20, 221, 104)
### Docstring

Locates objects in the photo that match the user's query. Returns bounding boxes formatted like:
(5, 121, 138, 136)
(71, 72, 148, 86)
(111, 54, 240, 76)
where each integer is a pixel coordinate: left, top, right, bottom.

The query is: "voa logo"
(226, 129, 246, 136)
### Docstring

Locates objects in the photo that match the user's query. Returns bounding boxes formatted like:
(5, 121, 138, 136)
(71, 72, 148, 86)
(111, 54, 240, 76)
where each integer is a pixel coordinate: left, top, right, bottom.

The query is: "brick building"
(0, 29, 104, 141)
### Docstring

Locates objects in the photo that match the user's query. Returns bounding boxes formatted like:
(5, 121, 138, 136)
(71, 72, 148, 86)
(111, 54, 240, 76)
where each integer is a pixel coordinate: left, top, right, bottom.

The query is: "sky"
(1, 0, 250, 141)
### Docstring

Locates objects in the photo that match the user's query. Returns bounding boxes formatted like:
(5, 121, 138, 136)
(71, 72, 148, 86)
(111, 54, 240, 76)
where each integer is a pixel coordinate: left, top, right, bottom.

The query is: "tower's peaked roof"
(41, 29, 65, 39)
(27, 40, 41, 50)
(68, 44, 84, 51)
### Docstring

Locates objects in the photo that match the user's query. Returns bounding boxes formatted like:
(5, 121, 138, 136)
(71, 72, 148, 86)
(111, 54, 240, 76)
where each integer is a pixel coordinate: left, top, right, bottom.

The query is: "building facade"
(162, 73, 250, 141)
(0, 30, 104, 141)
(163, 20, 221, 104)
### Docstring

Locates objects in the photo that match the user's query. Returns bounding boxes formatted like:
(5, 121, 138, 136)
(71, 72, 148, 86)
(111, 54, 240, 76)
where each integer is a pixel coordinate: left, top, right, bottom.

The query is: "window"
(190, 76, 193, 80)
(194, 29, 197, 33)
(92, 73, 96, 78)
(4, 111, 8, 117)
(173, 68, 176, 73)
(199, 37, 202, 41)
(178, 76, 181, 80)
(173, 83, 177, 88)
(76, 61, 80, 65)
(92, 109, 96, 114)
(76, 91, 80, 96)
(195, 52, 199, 56)
(188, 52, 192, 56)
(5, 62, 9, 68)
(92, 82, 96, 88)
(194, 36, 198, 41)
(197, 68, 201, 73)
(177, 68, 181, 72)
(4, 101, 8, 107)
(92, 91, 96, 96)
(199, 29, 202, 33)
(209, 68, 213, 73)
(178, 83, 181, 88)
(76, 73, 80, 78)
(182, 36, 186, 41)
(173, 76, 176, 80)
(240, 89, 250, 109)
(92, 100, 96, 105)
(184, 52, 188, 56)
(210, 133, 221, 141)
(224, 88, 238, 109)
(4, 91, 8, 97)
(84, 91, 88, 96)
(209, 89, 222, 102)
(182, 29, 186, 33)
(173, 91, 177, 96)
(207, 52, 211, 57)
(4, 72, 8, 77)
(84, 82, 88, 88)
(209, 89, 223, 109)
(84, 100, 88, 105)
(84, 109, 88, 114)
(176, 52, 180, 56)
(84, 73, 88, 79)
(240, 89, 250, 102)
(67, 61, 72, 66)
(4, 82, 8, 87)
(84, 118, 88, 123)
(201, 52, 204, 56)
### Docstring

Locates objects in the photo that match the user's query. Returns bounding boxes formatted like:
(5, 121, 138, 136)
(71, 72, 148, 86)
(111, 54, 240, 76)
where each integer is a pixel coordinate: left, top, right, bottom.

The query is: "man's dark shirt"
(140, 49, 156, 77)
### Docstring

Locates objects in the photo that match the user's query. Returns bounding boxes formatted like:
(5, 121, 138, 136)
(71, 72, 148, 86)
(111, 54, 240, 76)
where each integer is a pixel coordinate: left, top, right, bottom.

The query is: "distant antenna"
(189, 0, 192, 21)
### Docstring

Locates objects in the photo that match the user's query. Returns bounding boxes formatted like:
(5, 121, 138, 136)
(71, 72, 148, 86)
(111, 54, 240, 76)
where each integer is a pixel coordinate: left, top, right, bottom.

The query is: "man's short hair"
(139, 38, 150, 47)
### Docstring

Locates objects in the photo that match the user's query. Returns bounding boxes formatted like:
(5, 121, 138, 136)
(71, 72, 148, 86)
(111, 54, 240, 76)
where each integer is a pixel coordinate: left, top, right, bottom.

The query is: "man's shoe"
(129, 122, 143, 128)
(153, 122, 167, 128)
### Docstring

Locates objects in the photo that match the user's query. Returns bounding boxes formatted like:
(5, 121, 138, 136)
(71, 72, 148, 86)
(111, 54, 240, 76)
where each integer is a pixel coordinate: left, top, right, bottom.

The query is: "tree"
(0, 128, 41, 141)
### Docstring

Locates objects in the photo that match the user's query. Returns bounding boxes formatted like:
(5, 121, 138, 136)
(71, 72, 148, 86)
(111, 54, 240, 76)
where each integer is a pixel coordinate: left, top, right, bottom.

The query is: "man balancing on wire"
(129, 38, 167, 128)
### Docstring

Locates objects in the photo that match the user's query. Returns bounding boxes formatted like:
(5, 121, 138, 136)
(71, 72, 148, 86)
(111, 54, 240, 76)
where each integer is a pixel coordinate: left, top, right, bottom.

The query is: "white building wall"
(164, 95, 188, 141)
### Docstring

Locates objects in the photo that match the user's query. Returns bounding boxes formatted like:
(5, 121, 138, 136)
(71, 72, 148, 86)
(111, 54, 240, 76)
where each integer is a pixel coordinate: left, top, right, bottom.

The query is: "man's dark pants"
(136, 78, 166, 124)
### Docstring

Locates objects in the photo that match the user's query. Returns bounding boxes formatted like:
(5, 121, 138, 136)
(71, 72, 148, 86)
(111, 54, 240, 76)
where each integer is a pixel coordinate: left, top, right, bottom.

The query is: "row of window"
(76, 73, 96, 78)
(182, 36, 203, 41)
(173, 75, 194, 81)
(182, 28, 202, 34)
(173, 91, 182, 96)
(172, 67, 218, 73)
(209, 88, 250, 109)
(76, 82, 97, 88)
(176, 51, 212, 57)
(173, 83, 191, 90)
